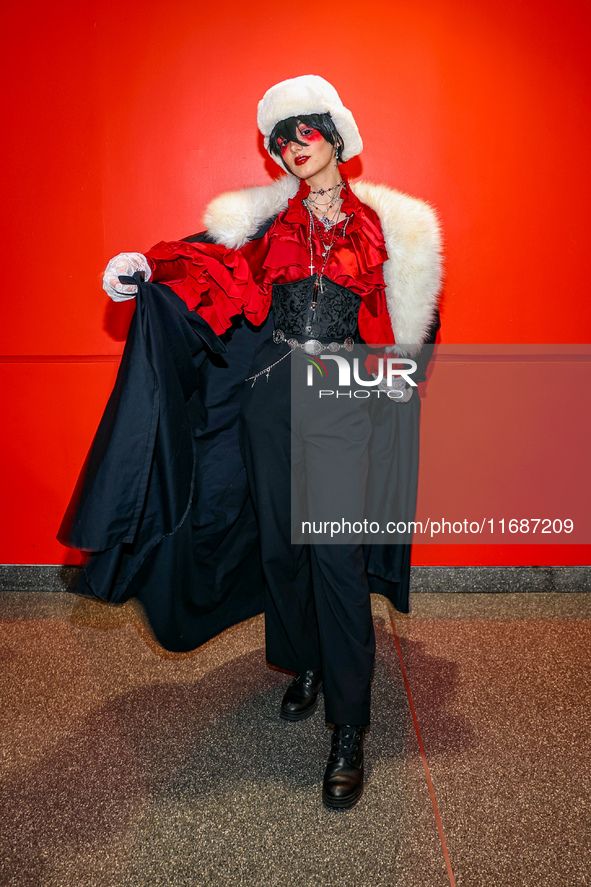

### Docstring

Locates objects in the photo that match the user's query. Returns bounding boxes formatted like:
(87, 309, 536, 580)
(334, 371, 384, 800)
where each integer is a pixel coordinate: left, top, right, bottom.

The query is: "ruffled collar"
(281, 174, 368, 234)
(271, 174, 386, 250)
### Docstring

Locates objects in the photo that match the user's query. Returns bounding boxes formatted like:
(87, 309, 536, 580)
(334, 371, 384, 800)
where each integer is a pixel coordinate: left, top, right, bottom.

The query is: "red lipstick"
(295, 156, 309, 166)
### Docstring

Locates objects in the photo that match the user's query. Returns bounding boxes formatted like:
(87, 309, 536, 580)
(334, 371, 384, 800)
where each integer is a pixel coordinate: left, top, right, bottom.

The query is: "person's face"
(276, 123, 337, 179)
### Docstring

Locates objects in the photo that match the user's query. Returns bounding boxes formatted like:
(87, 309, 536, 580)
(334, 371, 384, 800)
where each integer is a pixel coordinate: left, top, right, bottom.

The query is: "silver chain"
(308, 181, 344, 196)
(303, 180, 345, 229)
(306, 205, 350, 297)
(245, 348, 293, 387)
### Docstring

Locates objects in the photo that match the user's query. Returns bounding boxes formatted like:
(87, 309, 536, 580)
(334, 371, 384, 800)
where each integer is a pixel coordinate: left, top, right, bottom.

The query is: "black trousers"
(239, 341, 376, 726)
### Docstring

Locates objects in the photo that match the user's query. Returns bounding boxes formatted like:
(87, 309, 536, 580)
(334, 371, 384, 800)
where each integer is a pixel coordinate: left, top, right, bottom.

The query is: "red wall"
(1, 0, 590, 565)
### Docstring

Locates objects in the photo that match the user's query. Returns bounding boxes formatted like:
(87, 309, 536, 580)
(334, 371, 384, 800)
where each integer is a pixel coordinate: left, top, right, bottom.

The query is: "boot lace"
(295, 669, 318, 688)
(330, 725, 363, 762)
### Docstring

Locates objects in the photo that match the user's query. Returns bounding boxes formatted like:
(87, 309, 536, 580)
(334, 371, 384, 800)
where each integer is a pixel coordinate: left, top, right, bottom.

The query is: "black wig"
(268, 113, 344, 170)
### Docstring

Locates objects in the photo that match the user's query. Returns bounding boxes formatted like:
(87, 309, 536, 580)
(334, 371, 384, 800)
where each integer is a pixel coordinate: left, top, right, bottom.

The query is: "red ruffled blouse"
(145, 176, 395, 345)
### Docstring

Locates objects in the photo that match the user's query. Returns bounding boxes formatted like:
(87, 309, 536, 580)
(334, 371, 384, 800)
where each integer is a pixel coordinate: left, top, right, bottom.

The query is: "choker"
(308, 181, 344, 196)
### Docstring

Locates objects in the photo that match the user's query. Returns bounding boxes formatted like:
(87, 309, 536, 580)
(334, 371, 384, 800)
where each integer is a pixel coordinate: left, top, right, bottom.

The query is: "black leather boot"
(322, 724, 365, 809)
(280, 667, 322, 721)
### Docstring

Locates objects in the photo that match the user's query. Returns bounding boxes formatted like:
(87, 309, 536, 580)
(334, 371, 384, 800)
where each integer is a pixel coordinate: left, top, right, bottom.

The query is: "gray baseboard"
(1, 564, 590, 594)
(408, 565, 591, 593)
(0, 565, 82, 592)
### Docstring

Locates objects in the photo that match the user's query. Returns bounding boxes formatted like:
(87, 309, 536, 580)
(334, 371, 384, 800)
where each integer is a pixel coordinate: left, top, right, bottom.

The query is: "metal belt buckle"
(303, 339, 323, 356)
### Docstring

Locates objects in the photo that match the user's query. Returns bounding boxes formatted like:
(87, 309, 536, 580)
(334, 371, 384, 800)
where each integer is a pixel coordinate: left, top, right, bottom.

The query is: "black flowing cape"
(59, 273, 432, 653)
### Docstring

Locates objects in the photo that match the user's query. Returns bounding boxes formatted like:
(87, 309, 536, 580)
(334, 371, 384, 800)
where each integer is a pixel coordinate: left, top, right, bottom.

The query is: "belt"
(245, 330, 356, 387)
(273, 329, 355, 356)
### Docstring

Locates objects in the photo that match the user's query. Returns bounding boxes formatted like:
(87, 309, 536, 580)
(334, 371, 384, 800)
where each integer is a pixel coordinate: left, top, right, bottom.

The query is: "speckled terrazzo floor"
(0, 592, 590, 887)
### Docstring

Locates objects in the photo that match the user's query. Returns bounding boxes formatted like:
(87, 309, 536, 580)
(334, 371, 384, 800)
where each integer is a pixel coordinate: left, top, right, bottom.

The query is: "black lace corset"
(271, 276, 361, 340)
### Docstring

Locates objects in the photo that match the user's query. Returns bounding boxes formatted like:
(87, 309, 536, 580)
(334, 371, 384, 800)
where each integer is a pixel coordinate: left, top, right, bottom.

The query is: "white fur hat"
(257, 75, 363, 166)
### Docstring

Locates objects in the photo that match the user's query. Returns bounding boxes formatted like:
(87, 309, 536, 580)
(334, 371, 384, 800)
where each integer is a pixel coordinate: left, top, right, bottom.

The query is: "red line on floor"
(388, 609, 457, 887)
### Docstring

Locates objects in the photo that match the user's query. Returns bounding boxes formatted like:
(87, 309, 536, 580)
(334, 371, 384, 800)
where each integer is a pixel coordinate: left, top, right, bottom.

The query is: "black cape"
(59, 271, 434, 653)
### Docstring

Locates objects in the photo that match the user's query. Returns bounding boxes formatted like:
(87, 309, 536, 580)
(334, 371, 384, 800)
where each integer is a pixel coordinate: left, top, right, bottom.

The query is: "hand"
(372, 372, 413, 402)
(102, 252, 152, 301)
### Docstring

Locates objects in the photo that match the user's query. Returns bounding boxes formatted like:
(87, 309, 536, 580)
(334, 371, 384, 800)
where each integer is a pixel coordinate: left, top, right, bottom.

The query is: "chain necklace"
(308, 180, 344, 196)
(306, 205, 351, 301)
(303, 181, 345, 230)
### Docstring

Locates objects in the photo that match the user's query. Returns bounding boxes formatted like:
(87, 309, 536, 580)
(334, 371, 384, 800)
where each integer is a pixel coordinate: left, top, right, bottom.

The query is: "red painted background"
(1, 0, 590, 566)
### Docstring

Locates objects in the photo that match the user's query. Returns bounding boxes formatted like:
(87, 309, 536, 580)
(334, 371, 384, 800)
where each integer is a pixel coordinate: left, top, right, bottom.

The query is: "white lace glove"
(373, 372, 413, 402)
(102, 252, 152, 301)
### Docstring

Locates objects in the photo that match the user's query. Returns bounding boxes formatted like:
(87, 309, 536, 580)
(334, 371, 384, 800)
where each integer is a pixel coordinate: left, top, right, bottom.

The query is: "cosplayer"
(62, 76, 442, 810)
